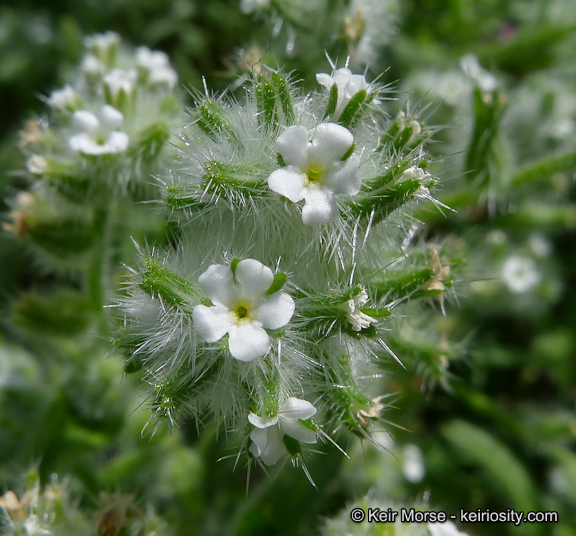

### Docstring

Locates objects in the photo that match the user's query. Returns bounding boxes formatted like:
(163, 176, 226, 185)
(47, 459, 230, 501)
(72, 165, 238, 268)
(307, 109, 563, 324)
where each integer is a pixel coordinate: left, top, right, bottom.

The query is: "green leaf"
(266, 272, 287, 295)
(255, 74, 277, 127)
(324, 83, 338, 119)
(442, 420, 539, 514)
(271, 71, 294, 125)
(196, 98, 238, 143)
(338, 89, 373, 129)
(139, 257, 198, 311)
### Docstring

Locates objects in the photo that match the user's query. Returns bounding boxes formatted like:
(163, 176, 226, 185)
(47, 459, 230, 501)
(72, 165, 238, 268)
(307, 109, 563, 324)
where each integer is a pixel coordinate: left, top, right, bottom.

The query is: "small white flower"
(267, 123, 361, 226)
(428, 521, 469, 536)
(529, 234, 552, 258)
(501, 255, 541, 294)
(81, 54, 105, 75)
(343, 289, 375, 331)
(103, 68, 138, 100)
(460, 54, 497, 93)
(249, 397, 317, 465)
(46, 85, 78, 112)
(68, 105, 129, 156)
(26, 155, 49, 175)
(192, 259, 295, 362)
(401, 165, 431, 184)
(24, 515, 52, 536)
(402, 444, 425, 483)
(240, 0, 270, 14)
(83, 31, 120, 54)
(136, 46, 178, 88)
(316, 67, 370, 117)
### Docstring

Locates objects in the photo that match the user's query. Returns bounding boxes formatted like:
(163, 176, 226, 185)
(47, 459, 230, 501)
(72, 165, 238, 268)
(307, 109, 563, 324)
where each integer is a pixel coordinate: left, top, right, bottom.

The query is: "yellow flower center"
(306, 164, 324, 185)
(233, 302, 251, 322)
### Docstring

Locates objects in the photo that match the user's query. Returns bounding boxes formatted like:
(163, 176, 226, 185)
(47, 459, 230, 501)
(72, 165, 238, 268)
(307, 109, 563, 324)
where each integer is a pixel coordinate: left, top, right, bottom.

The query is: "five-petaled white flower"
(316, 67, 370, 117)
(249, 397, 317, 465)
(192, 259, 295, 362)
(267, 123, 361, 226)
(68, 105, 129, 156)
(46, 85, 79, 112)
(103, 68, 138, 101)
(136, 46, 178, 88)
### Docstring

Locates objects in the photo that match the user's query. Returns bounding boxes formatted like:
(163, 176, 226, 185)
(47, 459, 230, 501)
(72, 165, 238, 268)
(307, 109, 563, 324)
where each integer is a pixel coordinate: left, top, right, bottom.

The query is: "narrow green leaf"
(255, 75, 277, 127)
(272, 71, 294, 125)
(324, 83, 338, 119)
(338, 89, 373, 129)
(442, 420, 539, 514)
(196, 98, 238, 142)
(266, 272, 287, 295)
(139, 257, 198, 311)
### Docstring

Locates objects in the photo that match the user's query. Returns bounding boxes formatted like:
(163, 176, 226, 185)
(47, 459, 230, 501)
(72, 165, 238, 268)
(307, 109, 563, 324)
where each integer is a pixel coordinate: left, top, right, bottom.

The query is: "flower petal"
(99, 104, 124, 130)
(268, 167, 306, 202)
(316, 72, 334, 90)
(301, 188, 339, 226)
(253, 292, 295, 330)
(248, 412, 278, 428)
(332, 68, 353, 87)
(249, 427, 268, 457)
(324, 154, 361, 195)
(69, 133, 96, 153)
(276, 125, 309, 169)
(104, 131, 129, 153)
(279, 397, 317, 420)
(280, 418, 317, 444)
(198, 264, 235, 306)
(308, 123, 353, 167)
(228, 322, 270, 361)
(235, 259, 274, 299)
(192, 303, 235, 343)
(73, 110, 99, 134)
(250, 426, 286, 465)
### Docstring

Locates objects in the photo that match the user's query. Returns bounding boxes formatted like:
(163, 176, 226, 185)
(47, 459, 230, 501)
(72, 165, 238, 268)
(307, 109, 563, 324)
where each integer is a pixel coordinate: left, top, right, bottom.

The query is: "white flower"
(46, 85, 78, 112)
(400, 165, 435, 200)
(103, 68, 138, 100)
(192, 259, 295, 362)
(68, 105, 129, 156)
(240, 0, 270, 14)
(460, 54, 497, 93)
(83, 31, 120, 53)
(428, 521, 469, 536)
(249, 397, 317, 465)
(26, 155, 49, 175)
(316, 67, 370, 117)
(402, 444, 425, 483)
(343, 289, 375, 331)
(529, 234, 552, 258)
(401, 165, 431, 184)
(81, 54, 105, 75)
(24, 515, 52, 536)
(136, 46, 178, 88)
(501, 255, 541, 294)
(267, 123, 361, 226)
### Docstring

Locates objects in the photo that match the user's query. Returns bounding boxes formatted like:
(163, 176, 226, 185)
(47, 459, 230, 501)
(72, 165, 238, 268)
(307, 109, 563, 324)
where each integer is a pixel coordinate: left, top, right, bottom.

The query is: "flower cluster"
(115, 62, 449, 477)
(22, 32, 181, 202)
